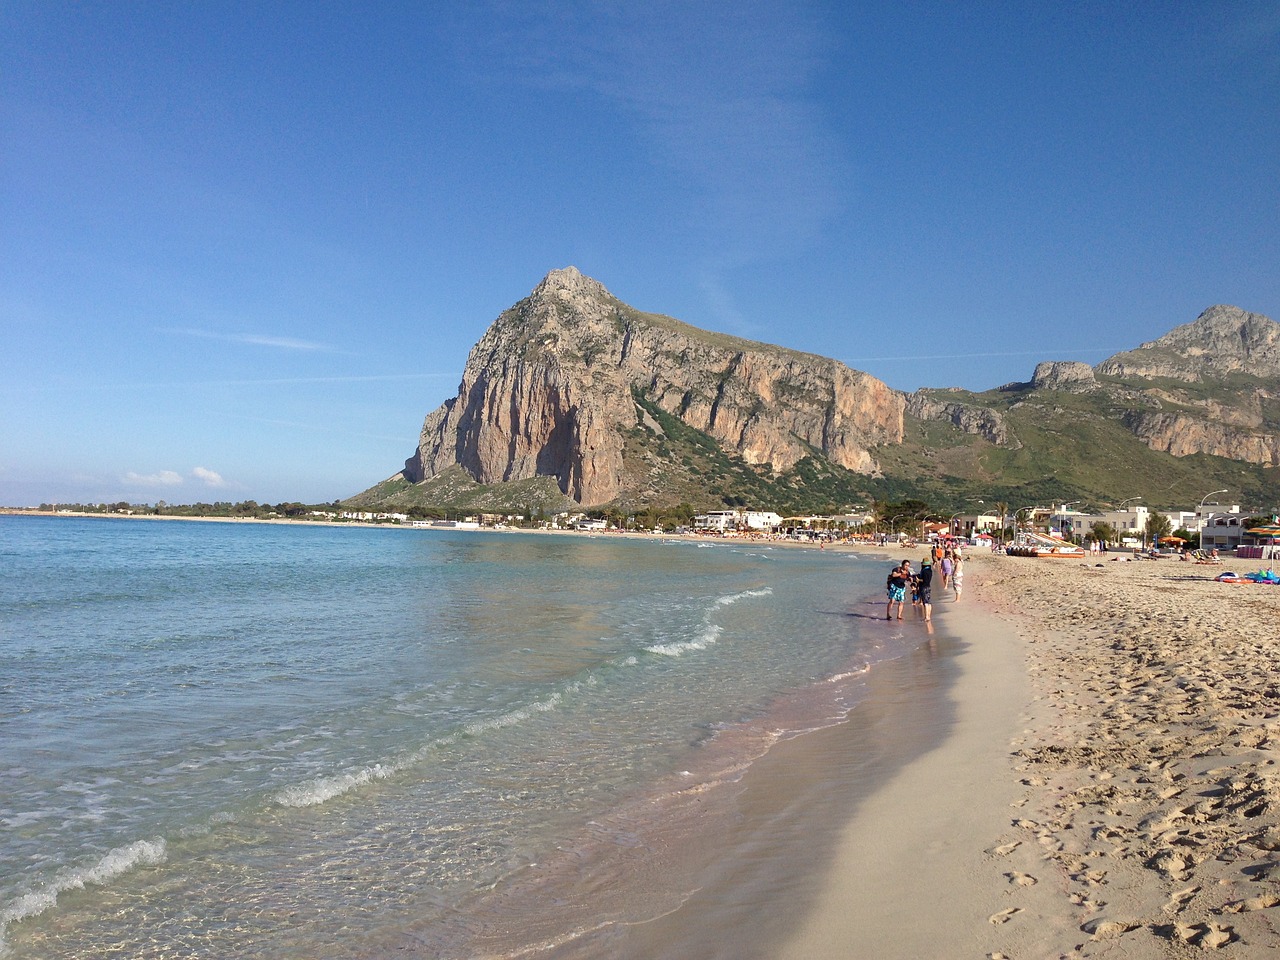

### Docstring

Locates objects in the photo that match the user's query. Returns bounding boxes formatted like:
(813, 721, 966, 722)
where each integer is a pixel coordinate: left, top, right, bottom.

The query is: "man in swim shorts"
(886, 562, 908, 620)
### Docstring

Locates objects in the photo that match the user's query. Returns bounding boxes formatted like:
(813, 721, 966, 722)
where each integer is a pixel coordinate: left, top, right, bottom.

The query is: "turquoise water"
(0, 516, 903, 958)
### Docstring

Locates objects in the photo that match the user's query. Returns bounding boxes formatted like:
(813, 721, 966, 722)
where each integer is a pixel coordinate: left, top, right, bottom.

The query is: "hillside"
(349, 276, 1280, 515)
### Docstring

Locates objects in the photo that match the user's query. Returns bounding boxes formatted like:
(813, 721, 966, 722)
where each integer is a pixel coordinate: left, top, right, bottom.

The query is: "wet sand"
(782, 550, 1280, 958)
(502, 550, 992, 960)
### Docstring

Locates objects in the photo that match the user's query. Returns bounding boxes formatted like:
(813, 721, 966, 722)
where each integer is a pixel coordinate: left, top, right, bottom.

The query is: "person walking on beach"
(885, 562, 908, 620)
(952, 554, 964, 601)
(917, 558, 934, 621)
(939, 551, 953, 589)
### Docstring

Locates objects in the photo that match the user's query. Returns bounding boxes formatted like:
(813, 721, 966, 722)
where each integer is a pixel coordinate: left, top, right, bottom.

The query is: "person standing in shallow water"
(916, 558, 934, 621)
(885, 562, 908, 620)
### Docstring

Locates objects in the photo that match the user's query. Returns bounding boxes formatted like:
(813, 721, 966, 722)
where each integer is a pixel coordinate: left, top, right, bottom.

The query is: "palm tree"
(994, 501, 1010, 546)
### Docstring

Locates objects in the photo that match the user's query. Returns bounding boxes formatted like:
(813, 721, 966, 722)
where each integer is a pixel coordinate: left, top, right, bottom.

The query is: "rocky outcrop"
(1097, 305, 1280, 382)
(905, 392, 1017, 447)
(404, 267, 905, 505)
(1031, 361, 1098, 393)
(1124, 411, 1280, 466)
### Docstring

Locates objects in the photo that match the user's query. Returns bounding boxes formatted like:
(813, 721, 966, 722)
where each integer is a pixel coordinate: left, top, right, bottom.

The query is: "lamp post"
(1199, 489, 1227, 515)
(1198, 489, 1228, 538)
(1113, 496, 1143, 548)
(890, 514, 905, 541)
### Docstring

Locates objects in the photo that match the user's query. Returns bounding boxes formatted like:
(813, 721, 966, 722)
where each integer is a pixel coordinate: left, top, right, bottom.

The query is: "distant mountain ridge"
(350, 272, 1280, 513)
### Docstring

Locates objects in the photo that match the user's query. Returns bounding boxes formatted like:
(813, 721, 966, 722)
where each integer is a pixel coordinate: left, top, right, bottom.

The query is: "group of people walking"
(885, 544, 964, 621)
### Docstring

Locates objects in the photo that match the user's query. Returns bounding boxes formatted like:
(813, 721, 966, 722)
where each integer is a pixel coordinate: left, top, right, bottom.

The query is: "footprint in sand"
(1005, 871, 1038, 887)
(1083, 918, 1136, 940)
(1162, 885, 1200, 914)
(1171, 921, 1236, 949)
(1223, 895, 1280, 913)
(987, 840, 1021, 857)
(988, 907, 1022, 925)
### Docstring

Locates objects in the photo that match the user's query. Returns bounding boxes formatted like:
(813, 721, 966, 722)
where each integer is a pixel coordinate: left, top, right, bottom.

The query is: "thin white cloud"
(167, 328, 332, 352)
(841, 347, 1124, 365)
(123, 469, 184, 487)
(469, 3, 843, 267)
(191, 466, 227, 487)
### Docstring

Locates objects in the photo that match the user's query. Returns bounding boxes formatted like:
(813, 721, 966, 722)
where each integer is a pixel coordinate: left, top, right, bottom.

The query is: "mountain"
(367, 267, 902, 510)
(349, 273, 1280, 515)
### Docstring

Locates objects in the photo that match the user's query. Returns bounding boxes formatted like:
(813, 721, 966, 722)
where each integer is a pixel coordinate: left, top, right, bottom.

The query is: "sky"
(3, 1, 1279, 507)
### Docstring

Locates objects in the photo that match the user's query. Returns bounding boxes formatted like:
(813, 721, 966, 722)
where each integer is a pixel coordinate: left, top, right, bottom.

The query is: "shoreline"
(775, 551, 1029, 959)
(779, 551, 1280, 958)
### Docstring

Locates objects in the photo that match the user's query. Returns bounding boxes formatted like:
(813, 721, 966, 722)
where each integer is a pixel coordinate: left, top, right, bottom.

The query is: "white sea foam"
(463, 692, 563, 736)
(716, 586, 772, 606)
(645, 624, 723, 657)
(0, 838, 166, 952)
(274, 691, 569, 809)
(273, 762, 398, 808)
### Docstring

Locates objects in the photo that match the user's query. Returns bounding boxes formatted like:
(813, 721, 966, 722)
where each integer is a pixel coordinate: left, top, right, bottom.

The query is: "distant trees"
(1088, 521, 1118, 546)
(1144, 512, 1173, 546)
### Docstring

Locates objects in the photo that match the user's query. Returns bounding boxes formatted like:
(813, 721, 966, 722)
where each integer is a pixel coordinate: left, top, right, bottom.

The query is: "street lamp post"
(1199, 489, 1228, 515)
(1198, 489, 1228, 540)
(890, 514, 905, 541)
(1114, 496, 1143, 548)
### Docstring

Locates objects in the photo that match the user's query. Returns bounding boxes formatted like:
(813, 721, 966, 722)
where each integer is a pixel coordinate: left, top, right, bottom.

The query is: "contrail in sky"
(842, 348, 1123, 363)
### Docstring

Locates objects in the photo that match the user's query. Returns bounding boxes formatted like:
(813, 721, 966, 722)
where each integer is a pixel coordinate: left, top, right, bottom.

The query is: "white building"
(1057, 505, 1148, 544)
(1199, 508, 1248, 553)
(693, 509, 783, 533)
(743, 510, 783, 531)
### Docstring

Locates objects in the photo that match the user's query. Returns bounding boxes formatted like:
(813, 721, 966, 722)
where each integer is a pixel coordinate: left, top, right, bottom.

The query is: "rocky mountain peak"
(401, 269, 906, 505)
(530, 266, 611, 305)
(1032, 361, 1098, 392)
(1097, 305, 1280, 381)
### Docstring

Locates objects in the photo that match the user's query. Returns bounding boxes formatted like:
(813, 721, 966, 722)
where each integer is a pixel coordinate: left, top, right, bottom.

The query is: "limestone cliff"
(1123, 412, 1280, 467)
(1087, 305, 1280, 464)
(905, 392, 1017, 447)
(1096, 305, 1280, 382)
(1031, 361, 1098, 393)
(404, 267, 905, 506)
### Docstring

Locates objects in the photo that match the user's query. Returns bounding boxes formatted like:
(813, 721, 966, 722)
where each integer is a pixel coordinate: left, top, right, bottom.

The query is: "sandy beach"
(783, 548, 1280, 958)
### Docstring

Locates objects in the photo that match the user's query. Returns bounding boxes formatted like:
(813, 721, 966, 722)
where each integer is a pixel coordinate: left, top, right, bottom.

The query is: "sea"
(0, 515, 945, 958)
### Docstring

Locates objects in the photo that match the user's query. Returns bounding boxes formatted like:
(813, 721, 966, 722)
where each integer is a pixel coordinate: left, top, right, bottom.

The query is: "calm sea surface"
(0, 515, 909, 958)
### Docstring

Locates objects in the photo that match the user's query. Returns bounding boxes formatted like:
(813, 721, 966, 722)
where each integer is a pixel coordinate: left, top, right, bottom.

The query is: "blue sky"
(4, 2, 1278, 506)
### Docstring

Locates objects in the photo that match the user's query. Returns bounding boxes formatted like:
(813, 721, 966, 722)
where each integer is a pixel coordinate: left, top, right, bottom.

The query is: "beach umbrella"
(1246, 525, 1280, 536)
(1160, 536, 1186, 544)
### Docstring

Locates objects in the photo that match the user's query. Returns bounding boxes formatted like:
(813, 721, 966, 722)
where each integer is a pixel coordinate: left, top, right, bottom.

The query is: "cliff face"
(905, 392, 1017, 447)
(1096, 305, 1280, 381)
(1085, 305, 1280, 464)
(404, 267, 905, 506)
(1123, 412, 1280, 466)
